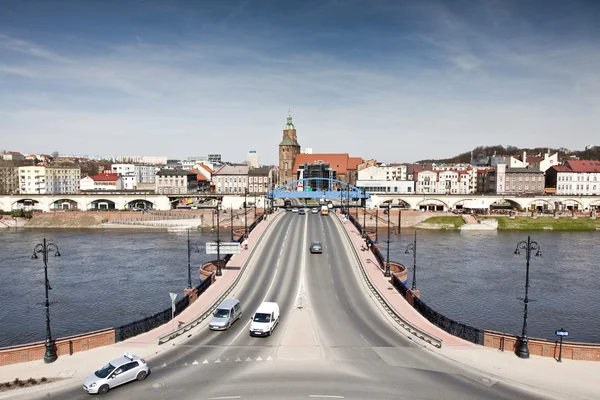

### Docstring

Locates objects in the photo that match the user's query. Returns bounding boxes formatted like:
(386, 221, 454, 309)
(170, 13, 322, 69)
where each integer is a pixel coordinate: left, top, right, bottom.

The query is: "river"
(0, 228, 598, 347)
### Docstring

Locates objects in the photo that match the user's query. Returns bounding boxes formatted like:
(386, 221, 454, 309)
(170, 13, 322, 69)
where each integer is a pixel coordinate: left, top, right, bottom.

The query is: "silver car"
(310, 242, 323, 253)
(82, 352, 149, 395)
(209, 298, 242, 330)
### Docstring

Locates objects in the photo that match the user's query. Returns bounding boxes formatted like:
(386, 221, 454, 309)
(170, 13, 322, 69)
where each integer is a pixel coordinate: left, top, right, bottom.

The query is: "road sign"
(555, 330, 569, 337)
(205, 242, 241, 255)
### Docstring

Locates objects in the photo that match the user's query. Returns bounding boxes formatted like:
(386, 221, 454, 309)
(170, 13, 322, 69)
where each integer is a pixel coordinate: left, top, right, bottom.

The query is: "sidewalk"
(0, 211, 283, 396)
(336, 212, 600, 400)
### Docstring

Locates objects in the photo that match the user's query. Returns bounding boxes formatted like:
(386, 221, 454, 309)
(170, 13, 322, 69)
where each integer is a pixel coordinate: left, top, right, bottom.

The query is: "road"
(39, 211, 546, 400)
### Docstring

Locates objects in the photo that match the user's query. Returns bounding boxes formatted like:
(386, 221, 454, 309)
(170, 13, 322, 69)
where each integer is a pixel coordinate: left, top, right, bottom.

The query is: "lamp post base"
(44, 343, 57, 363)
(515, 337, 530, 359)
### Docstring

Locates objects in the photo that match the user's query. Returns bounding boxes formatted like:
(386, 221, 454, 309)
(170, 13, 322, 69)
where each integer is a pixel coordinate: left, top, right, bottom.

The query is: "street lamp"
(32, 238, 61, 363)
(230, 206, 234, 242)
(186, 229, 200, 289)
(513, 236, 542, 359)
(375, 206, 379, 243)
(216, 202, 223, 277)
(362, 188, 367, 238)
(244, 188, 248, 239)
(253, 192, 257, 220)
(404, 231, 417, 291)
(385, 204, 391, 277)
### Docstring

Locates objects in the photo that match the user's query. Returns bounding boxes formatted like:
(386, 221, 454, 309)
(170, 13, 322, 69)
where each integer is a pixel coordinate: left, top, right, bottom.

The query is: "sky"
(1, 0, 599, 164)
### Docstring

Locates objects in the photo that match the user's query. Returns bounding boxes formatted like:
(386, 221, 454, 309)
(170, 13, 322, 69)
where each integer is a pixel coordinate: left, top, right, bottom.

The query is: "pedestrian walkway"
(0, 211, 283, 399)
(336, 212, 600, 400)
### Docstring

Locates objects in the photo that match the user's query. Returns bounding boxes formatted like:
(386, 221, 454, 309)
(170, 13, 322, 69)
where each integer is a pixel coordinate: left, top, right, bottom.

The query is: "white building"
(548, 160, 600, 196)
(414, 169, 473, 194)
(357, 179, 414, 194)
(358, 164, 408, 181)
(18, 166, 81, 194)
(212, 165, 249, 194)
(115, 155, 167, 165)
(80, 173, 124, 191)
(246, 150, 260, 168)
(111, 164, 158, 190)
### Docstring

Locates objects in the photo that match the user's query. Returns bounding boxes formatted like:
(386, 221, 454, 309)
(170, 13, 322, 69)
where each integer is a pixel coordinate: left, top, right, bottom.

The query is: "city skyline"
(1, 0, 599, 164)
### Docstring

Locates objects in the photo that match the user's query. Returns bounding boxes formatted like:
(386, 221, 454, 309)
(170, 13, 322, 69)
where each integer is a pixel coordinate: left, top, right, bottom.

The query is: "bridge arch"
(125, 199, 155, 210)
(415, 198, 449, 211)
(49, 199, 81, 211)
(12, 198, 40, 211)
(589, 199, 600, 211)
(86, 199, 117, 211)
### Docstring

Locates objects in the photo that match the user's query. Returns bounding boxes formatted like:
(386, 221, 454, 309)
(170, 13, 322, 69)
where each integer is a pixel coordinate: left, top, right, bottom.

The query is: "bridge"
(2, 191, 599, 213)
(9, 208, 593, 400)
(268, 177, 369, 200)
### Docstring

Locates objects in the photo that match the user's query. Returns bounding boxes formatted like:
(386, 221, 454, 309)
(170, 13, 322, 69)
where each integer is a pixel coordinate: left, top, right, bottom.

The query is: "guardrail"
(156, 212, 281, 345)
(333, 212, 443, 348)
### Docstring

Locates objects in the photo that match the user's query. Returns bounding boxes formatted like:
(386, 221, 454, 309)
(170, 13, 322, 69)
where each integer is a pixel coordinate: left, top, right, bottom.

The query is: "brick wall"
(484, 330, 600, 361)
(0, 328, 115, 366)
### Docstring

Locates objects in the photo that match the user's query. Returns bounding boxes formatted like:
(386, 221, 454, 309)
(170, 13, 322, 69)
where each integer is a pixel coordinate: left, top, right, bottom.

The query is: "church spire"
(285, 109, 295, 130)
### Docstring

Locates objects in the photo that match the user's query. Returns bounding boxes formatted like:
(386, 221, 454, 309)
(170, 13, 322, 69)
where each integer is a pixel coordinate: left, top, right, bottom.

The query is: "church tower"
(278, 111, 301, 186)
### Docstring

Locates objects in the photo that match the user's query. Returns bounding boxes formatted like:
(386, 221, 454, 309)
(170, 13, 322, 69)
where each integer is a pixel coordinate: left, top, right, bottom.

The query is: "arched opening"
(13, 199, 40, 211)
(416, 199, 448, 212)
(125, 199, 155, 211)
(50, 199, 79, 211)
(88, 199, 117, 211)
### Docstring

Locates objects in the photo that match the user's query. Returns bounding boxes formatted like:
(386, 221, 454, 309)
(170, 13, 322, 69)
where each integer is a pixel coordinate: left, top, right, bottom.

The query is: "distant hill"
(415, 145, 600, 164)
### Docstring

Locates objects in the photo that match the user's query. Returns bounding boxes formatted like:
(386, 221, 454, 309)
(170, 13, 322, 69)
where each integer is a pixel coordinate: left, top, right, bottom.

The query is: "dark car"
(299, 209, 306, 215)
(310, 242, 322, 253)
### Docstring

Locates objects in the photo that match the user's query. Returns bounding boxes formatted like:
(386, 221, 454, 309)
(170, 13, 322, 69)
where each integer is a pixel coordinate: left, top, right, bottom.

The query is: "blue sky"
(1, 0, 599, 164)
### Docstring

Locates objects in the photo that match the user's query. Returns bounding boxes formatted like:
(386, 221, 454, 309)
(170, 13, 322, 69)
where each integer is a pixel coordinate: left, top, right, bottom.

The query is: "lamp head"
(55, 250, 61, 257)
(535, 249, 542, 257)
(514, 249, 520, 255)
(405, 249, 410, 254)
(32, 253, 38, 259)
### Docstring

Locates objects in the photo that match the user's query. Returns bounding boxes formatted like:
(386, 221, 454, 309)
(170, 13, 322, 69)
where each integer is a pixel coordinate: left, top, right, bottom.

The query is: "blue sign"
(555, 330, 569, 337)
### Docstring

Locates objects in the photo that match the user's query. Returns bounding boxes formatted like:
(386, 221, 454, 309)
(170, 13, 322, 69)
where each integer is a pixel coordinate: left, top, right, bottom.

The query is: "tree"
(51, 151, 59, 158)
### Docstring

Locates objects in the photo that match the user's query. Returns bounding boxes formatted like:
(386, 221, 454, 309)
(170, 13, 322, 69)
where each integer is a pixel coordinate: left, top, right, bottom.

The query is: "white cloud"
(0, 3, 599, 165)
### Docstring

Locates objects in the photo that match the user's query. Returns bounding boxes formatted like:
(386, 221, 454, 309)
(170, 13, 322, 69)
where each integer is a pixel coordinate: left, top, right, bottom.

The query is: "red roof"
(293, 153, 362, 175)
(551, 165, 572, 172)
(196, 174, 207, 181)
(565, 160, 600, 173)
(197, 163, 214, 174)
(89, 173, 120, 182)
(526, 155, 543, 163)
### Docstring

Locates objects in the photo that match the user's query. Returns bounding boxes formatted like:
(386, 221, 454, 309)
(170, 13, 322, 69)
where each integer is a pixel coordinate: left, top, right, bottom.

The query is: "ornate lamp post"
(375, 206, 379, 243)
(514, 236, 541, 359)
(32, 239, 61, 363)
(216, 202, 223, 276)
(404, 231, 418, 290)
(230, 206, 234, 242)
(244, 188, 248, 239)
(186, 229, 200, 289)
(253, 192, 257, 220)
(385, 204, 391, 277)
(362, 188, 367, 238)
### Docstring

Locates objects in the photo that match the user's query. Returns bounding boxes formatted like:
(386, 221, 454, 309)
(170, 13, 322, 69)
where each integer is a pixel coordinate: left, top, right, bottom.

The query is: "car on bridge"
(299, 209, 306, 215)
(249, 302, 280, 337)
(310, 242, 323, 253)
(83, 352, 149, 395)
(292, 207, 299, 213)
(311, 208, 319, 214)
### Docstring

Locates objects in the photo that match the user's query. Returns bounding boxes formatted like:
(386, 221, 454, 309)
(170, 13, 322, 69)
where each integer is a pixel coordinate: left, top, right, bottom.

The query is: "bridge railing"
(347, 211, 483, 345)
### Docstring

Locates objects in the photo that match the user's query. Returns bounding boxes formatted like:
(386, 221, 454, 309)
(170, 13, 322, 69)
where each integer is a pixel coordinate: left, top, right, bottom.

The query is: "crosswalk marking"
(245, 357, 252, 362)
(192, 360, 199, 365)
(256, 356, 263, 361)
(235, 357, 242, 362)
(161, 363, 167, 368)
(267, 356, 273, 361)
(215, 358, 221, 363)
(202, 359, 209, 364)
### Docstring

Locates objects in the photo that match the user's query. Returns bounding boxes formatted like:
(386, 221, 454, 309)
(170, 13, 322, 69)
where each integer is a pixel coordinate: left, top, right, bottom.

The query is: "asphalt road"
(39, 211, 547, 400)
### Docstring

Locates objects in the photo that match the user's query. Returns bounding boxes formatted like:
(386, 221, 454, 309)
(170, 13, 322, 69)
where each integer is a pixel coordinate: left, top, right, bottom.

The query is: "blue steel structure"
(268, 178, 369, 200)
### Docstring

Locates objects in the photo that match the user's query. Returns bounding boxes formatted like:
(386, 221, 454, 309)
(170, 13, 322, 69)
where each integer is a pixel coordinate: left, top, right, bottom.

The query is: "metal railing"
(114, 277, 211, 342)
(335, 212, 443, 348)
(156, 213, 273, 345)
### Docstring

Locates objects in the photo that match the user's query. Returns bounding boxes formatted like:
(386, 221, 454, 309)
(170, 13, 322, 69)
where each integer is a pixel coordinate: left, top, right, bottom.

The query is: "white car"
(249, 302, 280, 337)
(83, 352, 149, 395)
(311, 208, 319, 214)
(292, 207, 299, 213)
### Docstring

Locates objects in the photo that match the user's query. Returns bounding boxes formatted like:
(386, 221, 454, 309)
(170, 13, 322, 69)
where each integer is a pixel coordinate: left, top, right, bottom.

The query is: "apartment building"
(156, 169, 198, 194)
(356, 163, 414, 194)
(546, 160, 600, 196)
(18, 166, 81, 194)
(248, 166, 271, 193)
(111, 164, 157, 190)
(212, 165, 249, 194)
(479, 164, 545, 195)
(116, 155, 167, 165)
(414, 169, 472, 194)
(0, 166, 19, 194)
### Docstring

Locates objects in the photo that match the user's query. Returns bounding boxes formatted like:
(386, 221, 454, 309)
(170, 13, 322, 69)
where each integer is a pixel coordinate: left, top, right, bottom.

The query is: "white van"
(249, 302, 280, 337)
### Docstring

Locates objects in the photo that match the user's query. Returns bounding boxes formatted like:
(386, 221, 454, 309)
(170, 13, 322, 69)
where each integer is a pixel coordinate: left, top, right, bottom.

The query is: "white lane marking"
(335, 294, 339, 301)
(210, 397, 241, 400)
(309, 396, 344, 399)
(294, 211, 309, 309)
(226, 267, 279, 347)
(360, 333, 371, 346)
